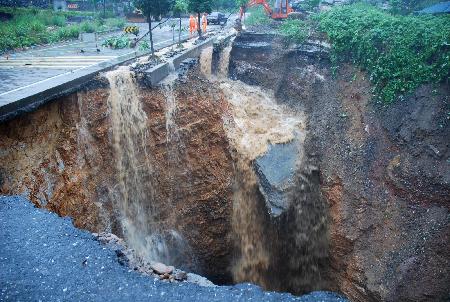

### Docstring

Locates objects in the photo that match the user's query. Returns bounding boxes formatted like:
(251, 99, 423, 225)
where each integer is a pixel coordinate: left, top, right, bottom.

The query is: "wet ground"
(0, 19, 225, 95)
(0, 196, 348, 302)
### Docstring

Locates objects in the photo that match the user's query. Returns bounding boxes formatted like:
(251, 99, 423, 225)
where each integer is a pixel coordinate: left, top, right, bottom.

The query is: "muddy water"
(218, 45, 232, 78)
(200, 47, 306, 286)
(106, 67, 171, 263)
(200, 46, 213, 77)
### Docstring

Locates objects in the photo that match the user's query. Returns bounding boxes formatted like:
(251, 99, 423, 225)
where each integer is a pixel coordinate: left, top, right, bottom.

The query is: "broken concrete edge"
(144, 38, 214, 87)
(143, 32, 236, 87)
(0, 50, 144, 124)
(0, 33, 230, 123)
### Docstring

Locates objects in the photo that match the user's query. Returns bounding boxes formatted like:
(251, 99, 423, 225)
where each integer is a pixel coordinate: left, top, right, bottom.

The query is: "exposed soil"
(229, 32, 449, 302)
(0, 31, 448, 302)
(0, 69, 235, 283)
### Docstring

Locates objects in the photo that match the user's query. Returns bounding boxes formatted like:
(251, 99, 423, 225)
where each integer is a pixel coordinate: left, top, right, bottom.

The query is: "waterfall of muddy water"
(160, 70, 198, 270)
(106, 66, 171, 264)
(218, 45, 233, 78)
(220, 80, 305, 286)
(200, 46, 213, 77)
(200, 46, 305, 286)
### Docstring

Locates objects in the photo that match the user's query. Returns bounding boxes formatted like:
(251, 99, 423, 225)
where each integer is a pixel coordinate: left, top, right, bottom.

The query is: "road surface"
(0, 19, 223, 96)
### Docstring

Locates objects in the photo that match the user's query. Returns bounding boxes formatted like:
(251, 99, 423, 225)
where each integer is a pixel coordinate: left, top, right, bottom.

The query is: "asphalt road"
(0, 196, 349, 302)
(0, 18, 222, 95)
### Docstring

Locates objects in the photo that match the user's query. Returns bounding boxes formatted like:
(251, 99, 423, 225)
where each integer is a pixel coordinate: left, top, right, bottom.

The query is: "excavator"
(239, 0, 295, 20)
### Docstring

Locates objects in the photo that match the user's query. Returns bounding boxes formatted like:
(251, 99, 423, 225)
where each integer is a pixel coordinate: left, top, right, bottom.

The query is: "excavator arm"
(239, 0, 294, 20)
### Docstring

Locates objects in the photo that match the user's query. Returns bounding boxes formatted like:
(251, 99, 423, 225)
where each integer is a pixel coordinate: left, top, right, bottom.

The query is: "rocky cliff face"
(229, 33, 449, 302)
(0, 69, 234, 282)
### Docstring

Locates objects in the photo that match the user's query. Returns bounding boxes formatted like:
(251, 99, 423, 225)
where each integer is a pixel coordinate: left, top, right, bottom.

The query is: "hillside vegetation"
(318, 4, 450, 102)
(253, 2, 450, 102)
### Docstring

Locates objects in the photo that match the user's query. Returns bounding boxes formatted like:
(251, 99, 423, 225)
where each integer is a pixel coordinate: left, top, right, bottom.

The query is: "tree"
(187, 0, 213, 37)
(133, 0, 172, 57)
(173, 0, 188, 46)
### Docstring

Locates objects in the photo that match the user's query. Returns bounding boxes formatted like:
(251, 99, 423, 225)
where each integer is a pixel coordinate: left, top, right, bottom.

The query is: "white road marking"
(0, 33, 193, 96)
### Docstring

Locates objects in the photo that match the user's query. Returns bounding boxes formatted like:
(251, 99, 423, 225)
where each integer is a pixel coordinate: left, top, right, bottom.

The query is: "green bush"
(102, 36, 132, 49)
(318, 4, 450, 103)
(80, 21, 97, 33)
(278, 19, 309, 44)
(245, 6, 271, 26)
(0, 7, 128, 52)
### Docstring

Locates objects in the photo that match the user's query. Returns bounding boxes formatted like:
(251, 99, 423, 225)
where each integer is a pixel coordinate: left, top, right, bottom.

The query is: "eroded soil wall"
(229, 33, 450, 302)
(0, 70, 234, 282)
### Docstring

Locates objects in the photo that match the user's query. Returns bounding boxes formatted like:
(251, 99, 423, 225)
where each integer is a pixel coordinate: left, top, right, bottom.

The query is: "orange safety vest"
(189, 16, 197, 33)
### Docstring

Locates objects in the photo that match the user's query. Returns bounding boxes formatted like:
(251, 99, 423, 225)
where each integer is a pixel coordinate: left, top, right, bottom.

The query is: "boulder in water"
(253, 134, 302, 217)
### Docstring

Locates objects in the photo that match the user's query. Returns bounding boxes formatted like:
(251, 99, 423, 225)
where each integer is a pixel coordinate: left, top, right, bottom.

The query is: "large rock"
(253, 134, 302, 217)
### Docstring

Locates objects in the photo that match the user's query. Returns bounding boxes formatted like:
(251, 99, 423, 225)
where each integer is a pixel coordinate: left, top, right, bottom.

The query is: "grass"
(245, 6, 271, 26)
(278, 19, 309, 44)
(0, 7, 126, 53)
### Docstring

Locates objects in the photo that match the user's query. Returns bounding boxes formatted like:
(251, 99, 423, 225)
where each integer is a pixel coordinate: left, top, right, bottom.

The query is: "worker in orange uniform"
(189, 15, 197, 37)
(202, 13, 208, 33)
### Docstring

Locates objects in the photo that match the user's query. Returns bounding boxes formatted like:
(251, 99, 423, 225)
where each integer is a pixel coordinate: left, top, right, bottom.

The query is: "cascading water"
(218, 45, 232, 78)
(200, 46, 307, 287)
(106, 66, 171, 264)
(200, 46, 213, 77)
(221, 80, 305, 287)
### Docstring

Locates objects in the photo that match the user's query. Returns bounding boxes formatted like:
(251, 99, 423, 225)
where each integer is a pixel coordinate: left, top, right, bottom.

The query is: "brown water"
(200, 47, 307, 286)
(106, 66, 170, 263)
(218, 45, 232, 78)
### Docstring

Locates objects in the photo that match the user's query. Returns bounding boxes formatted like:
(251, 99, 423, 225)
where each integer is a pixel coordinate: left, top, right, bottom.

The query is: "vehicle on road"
(207, 12, 227, 25)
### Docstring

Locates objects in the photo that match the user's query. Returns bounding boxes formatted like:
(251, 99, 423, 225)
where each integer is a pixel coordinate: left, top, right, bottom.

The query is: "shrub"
(245, 6, 271, 26)
(102, 36, 132, 49)
(0, 7, 127, 52)
(318, 4, 450, 103)
(105, 18, 126, 29)
(80, 21, 97, 33)
(278, 19, 309, 44)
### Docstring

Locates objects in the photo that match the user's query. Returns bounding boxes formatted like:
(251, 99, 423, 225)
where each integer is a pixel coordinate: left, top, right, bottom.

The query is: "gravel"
(0, 195, 348, 302)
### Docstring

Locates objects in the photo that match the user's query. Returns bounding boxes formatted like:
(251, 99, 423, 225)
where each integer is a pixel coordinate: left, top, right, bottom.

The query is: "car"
(206, 12, 227, 25)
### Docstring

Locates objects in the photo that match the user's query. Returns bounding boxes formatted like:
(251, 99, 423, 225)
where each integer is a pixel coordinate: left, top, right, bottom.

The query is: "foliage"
(105, 17, 126, 29)
(102, 36, 132, 49)
(278, 19, 309, 44)
(138, 40, 150, 51)
(318, 3, 450, 103)
(235, 0, 247, 7)
(133, 0, 172, 19)
(245, 6, 270, 26)
(187, 0, 213, 14)
(0, 7, 126, 52)
(80, 21, 97, 33)
(300, 0, 321, 10)
(174, 0, 188, 15)
(213, 0, 237, 11)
